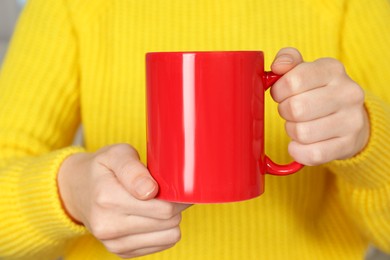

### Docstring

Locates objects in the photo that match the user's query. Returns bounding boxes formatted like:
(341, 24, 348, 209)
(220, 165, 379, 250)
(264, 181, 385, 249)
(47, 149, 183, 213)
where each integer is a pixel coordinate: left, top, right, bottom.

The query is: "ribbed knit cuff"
(327, 92, 390, 188)
(18, 146, 88, 241)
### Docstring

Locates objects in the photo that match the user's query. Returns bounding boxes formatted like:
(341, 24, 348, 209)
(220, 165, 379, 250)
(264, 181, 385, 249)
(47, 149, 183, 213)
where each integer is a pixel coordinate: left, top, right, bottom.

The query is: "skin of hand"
(270, 47, 370, 166)
(58, 143, 191, 259)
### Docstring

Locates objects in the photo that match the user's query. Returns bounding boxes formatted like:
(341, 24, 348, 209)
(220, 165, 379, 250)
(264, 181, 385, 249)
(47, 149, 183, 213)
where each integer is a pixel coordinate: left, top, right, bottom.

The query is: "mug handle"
(263, 71, 304, 176)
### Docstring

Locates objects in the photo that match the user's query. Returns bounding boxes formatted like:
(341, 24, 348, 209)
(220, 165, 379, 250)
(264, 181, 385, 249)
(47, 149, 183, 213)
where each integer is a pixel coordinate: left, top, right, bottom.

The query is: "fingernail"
(134, 176, 156, 198)
(275, 54, 294, 65)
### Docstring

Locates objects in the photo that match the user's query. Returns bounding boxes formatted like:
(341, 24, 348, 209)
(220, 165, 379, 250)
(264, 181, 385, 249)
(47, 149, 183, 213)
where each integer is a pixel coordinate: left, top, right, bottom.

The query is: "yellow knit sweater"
(1, 0, 390, 259)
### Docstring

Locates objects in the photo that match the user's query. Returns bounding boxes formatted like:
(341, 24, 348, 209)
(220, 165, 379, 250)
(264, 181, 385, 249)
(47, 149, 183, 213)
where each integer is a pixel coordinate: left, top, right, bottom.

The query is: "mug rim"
(146, 50, 264, 56)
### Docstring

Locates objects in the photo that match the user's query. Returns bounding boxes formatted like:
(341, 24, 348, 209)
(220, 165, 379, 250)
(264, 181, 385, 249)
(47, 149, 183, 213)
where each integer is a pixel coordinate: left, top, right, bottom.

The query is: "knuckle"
(277, 103, 287, 118)
(90, 220, 112, 240)
(288, 98, 306, 121)
(321, 58, 345, 75)
(159, 203, 177, 220)
(307, 147, 326, 166)
(99, 144, 139, 163)
(294, 124, 311, 144)
(348, 84, 365, 104)
(168, 227, 182, 244)
(164, 213, 183, 229)
(284, 73, 303, 93)
(332, 59, 344, 71)
(94, 188, 114, 209)
(171, 214, 182, 226)
(92, 152, 108, 165)
(110, 143, 137, 158)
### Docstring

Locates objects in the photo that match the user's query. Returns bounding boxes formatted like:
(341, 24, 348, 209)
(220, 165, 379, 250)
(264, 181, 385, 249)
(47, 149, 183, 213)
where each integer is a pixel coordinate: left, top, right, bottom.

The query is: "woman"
(1, 0, 389, 259)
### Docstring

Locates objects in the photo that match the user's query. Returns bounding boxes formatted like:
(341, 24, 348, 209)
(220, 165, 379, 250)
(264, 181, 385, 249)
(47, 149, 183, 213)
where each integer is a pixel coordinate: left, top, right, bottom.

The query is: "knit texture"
(0, 0, 390, 259)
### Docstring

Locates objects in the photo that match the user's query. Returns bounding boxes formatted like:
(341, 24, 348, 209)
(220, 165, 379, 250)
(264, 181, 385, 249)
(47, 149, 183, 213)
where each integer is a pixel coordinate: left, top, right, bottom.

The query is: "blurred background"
(0, 0, 389, 259)
(0, 0, 24, 62)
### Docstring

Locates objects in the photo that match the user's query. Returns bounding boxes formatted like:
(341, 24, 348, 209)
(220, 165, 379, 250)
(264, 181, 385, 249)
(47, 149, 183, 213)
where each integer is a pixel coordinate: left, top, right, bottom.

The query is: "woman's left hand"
(270, 47, 370, 166)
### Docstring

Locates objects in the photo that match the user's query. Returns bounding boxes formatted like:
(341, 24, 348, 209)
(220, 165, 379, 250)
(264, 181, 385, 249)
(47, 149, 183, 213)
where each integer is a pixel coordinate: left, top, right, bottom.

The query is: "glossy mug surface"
(146, 51, 303, 203)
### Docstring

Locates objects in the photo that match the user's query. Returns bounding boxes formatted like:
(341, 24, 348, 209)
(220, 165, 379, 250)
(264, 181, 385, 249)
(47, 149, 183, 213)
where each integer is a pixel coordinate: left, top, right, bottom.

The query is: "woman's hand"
(270, 47, 370, 166)
(58, 143, 191, 258)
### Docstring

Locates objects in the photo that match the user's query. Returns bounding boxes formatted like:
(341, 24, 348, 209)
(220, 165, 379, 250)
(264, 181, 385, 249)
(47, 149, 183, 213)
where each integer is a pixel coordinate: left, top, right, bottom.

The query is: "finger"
(270, 47, 304, 75)
(97, 144, 158, 200)
(95, 178, 192, 219)
(271, 58, 345, 103)
(126, 200, 192, 220)
(117, 244, 176, 259)
(278, 85, 341, 122)
(104, 227, 181, 256)
(122, 214, 182, 236)
(96, 214, 183, 240)
(95, 181, 192, 219)
(288, 136, 357, 166)
(285, 111, 359, 144)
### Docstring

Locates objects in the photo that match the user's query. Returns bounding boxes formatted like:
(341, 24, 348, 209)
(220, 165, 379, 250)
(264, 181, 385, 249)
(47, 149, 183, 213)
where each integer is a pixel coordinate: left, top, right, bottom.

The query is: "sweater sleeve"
(0, 0, 87, 259)
(327, 0, 390, 253)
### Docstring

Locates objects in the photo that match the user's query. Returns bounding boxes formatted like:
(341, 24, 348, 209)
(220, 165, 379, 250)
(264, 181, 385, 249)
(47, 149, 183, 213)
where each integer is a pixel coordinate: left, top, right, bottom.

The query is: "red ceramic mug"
(146, 51, 303, 203)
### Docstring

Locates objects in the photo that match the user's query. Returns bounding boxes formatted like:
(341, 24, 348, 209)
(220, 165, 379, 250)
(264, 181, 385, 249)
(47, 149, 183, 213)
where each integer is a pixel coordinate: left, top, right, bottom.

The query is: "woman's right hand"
(57, 144, 191, 259)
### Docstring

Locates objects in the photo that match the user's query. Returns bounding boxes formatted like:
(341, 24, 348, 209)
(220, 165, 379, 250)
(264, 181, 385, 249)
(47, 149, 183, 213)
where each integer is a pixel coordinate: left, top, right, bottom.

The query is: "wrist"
(57, 152, 89, 224)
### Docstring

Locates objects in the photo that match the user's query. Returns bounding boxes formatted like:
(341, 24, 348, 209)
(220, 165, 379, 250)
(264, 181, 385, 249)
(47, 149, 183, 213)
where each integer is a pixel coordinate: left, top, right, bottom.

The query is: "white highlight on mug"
(182, 54, 196, 194)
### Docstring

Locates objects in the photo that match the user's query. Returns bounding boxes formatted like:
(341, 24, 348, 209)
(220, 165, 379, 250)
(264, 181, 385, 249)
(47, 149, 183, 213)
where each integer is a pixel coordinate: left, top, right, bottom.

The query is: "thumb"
(99, 144, 159, 200)
(271, 47, 304, 75)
